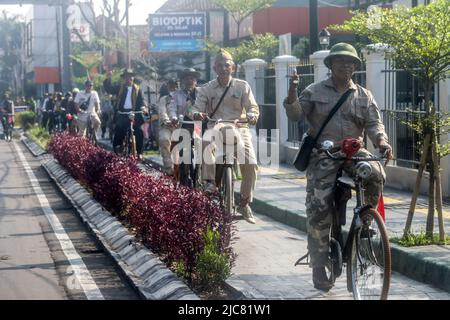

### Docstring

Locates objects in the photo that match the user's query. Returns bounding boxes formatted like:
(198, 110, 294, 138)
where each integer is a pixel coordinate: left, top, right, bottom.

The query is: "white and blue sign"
(149, 13, 206, 52)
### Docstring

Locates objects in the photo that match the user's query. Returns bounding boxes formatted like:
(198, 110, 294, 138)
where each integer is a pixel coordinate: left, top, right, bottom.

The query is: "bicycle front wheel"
(348, 208, 391, 300)
(222, 166, 234, 215)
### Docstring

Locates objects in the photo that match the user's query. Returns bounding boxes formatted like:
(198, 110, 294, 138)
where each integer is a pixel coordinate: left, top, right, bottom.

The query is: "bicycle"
(204, 117, 248, 216)
(170, 115, 202, 189)
(66, 113, 77, 135)
(86, 113, 97, 145)
(117, 110, 144, 158)
(2, 113, 14, 142)
(295, 138, 391, 300)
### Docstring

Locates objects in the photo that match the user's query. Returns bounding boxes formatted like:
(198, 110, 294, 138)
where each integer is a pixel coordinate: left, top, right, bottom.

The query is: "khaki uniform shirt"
(158, 93, 174, 125)
(192, 78, 259, 128)
(168, 88, 197, 119)
(283, 77, 388, 146)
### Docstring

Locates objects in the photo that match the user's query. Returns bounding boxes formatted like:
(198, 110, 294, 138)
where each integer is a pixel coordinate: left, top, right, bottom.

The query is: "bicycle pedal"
(294, 252, 310, 266)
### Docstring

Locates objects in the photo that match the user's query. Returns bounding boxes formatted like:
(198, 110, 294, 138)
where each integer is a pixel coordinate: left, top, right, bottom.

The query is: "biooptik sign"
(149, 13, 206, 52)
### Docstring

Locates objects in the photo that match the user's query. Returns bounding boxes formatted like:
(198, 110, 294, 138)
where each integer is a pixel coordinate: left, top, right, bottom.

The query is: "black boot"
(312, 267, 333, 291)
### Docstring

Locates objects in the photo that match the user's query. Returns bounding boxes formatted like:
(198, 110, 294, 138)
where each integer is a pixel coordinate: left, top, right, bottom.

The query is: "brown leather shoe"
(312, 267, 333, 291)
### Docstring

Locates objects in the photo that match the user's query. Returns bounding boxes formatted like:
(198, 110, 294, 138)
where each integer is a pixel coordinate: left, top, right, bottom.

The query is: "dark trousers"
(101, 111, 110, 136)
(113, 113, 144, 154)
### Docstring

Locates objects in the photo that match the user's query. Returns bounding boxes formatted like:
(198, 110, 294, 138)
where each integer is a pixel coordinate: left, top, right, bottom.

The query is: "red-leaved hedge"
(48, 132, 234, 275)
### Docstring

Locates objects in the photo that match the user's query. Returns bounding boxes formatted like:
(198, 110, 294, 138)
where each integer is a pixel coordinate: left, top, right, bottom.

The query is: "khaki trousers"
(202, 126, 258, 206)
(77, 112, 101, 137)
(159, 124, 175, 172)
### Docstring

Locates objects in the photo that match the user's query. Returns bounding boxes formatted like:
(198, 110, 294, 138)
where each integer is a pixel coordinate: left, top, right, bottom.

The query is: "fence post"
(362, 44, 389, 110)
(310, 50, 330, 82)
(243, 58, 267, 161)
(273, 55, 299, 161)
(242, 58, 267, 106)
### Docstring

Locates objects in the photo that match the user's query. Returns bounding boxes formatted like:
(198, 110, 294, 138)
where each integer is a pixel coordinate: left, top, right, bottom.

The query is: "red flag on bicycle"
(193, 122, 202, 139)
(377, 191, 385, 222)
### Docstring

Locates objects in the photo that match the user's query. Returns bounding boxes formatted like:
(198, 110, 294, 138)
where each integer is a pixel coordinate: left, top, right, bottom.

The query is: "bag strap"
(313, 89, 353, 142)
(209, 79, 233, 119)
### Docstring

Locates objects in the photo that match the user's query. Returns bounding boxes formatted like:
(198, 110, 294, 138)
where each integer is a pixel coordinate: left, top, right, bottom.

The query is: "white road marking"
(13, 141, 104, 300)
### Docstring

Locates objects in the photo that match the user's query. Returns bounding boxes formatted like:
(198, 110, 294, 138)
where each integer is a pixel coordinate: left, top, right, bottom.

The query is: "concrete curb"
(22, 133, 47, 157)
(22, 137, 199, 300)
(141, 155, 450, 294)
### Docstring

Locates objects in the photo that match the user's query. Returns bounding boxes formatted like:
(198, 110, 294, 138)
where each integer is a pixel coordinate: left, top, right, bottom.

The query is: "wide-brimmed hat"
(324, 42, 361, 69)
(179, 68, 201, 79)
(121, 68, 136, 77)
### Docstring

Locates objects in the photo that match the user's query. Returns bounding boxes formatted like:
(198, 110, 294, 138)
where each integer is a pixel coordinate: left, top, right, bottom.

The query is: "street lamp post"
(319, 28, 331, 50)
(126, 0, 131, 68)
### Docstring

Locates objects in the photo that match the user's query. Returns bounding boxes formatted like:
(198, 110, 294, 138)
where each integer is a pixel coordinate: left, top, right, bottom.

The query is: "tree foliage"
(205, 33, 278, 65)
(331, 0, 449, 86)
(0, 11, 25, 96)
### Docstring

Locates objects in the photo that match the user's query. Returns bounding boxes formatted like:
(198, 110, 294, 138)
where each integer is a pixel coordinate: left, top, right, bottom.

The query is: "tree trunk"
(404, 133, 431, 237)
(426, 137, 435, 239)
(432, 136, 446, 242)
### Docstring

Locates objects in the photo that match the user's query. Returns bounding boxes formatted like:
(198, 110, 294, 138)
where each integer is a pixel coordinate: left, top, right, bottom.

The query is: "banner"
(149, 13, 206, 52)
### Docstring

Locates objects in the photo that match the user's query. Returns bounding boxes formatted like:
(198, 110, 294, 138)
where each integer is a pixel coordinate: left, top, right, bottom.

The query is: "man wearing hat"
(161, 68, 201, 175)
(74, 79, 101, 137)
(158, 78, 179, 174)
(103, 68, 146, 158)
(192, 49, 259, 224)
(284, 42, 393, 291)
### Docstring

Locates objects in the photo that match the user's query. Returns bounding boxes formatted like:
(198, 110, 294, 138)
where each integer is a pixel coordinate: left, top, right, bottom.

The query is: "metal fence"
(382, 60, 440, 168)
(255, 66, 277, 142)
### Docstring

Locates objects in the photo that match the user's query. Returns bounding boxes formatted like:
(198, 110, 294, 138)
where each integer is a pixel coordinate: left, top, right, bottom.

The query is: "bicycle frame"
(118, 110, 143, 158)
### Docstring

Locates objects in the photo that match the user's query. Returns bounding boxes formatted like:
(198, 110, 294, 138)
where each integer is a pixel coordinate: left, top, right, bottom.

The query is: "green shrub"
(195, 227, 231, 293)
(27, 125, 50, 149)
(392, 231, 449, 247)
(18, 111, 36, 130)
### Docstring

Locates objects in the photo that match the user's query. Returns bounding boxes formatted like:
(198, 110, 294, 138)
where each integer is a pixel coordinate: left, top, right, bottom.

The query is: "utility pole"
(62, 0, 72, 91)
(309, 0, 319, 54)
(126, 0, 131, 68)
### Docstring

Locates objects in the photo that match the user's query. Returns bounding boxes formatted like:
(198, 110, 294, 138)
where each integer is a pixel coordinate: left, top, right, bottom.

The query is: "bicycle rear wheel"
(222, 166, 234, 215)
(348, 208, 391, 300)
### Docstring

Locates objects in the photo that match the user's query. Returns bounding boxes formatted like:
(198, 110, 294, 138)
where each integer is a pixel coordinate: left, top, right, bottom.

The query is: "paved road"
(0, 138, 139, 300)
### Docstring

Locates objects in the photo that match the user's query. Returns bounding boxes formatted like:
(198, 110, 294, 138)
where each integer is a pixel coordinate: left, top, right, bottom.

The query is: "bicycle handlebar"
(322, 148, 388, 162)
(205, 116, 248, 124)
(118, 110, 144, 115)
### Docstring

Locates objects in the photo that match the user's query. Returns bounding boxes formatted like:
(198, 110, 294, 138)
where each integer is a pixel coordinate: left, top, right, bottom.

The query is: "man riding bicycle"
(158, 78, 178, 174)
(104, 68, 146, 160)
(160, 68, 201, 175)
(284, 43, 393, 291)
(0, 93, 14, 140)
(74, 80, 101, 138)
(192, 49, 259, 224)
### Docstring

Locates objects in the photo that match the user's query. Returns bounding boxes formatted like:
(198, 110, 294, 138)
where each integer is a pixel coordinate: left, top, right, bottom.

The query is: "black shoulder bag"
(293, 89, 352, 171)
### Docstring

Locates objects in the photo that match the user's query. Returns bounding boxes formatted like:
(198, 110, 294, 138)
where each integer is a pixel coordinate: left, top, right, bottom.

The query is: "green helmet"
(324, 42, 361, 69)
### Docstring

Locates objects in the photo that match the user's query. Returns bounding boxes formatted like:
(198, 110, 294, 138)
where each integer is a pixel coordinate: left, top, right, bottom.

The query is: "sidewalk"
(135, 144, 450, 296)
